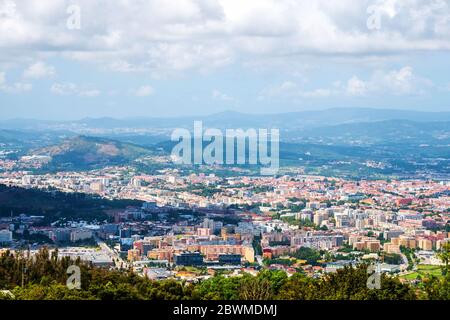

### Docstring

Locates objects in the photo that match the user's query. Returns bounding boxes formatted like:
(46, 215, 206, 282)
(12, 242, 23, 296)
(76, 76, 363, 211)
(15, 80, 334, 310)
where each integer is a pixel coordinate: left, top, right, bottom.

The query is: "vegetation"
(401, 265, 443, 281)
(291, 247, 322, 266)
(437, 243, 450, 276)
(0, 248, 422, 300)
(401, 246, 415, 271)
(34, 135, 152, 172)
(382, 253, 403, 265)
(0, 184, 142, 222)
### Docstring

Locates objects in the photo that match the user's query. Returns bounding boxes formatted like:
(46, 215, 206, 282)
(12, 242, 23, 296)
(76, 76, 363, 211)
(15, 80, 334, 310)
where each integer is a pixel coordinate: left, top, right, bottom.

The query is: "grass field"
(401, 264, 444, 281)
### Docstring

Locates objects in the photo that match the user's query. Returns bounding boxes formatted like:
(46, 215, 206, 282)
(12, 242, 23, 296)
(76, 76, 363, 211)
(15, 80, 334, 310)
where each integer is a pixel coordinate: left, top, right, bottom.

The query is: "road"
(96, 238, 130, 270)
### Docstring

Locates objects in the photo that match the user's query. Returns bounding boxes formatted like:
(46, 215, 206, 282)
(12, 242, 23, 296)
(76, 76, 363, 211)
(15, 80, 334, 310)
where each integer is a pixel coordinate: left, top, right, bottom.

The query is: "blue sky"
(1, 0, 450, 120)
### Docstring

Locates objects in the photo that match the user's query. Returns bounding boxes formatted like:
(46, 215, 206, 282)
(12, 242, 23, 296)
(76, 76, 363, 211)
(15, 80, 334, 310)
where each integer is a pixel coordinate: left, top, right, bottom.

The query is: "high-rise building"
(70, 229, 93, 242)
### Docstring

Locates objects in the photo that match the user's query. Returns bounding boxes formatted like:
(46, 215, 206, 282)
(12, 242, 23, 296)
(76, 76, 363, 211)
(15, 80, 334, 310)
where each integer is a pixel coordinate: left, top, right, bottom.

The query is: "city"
(1, 0, 450, 311)
(1, 163, 449, 288)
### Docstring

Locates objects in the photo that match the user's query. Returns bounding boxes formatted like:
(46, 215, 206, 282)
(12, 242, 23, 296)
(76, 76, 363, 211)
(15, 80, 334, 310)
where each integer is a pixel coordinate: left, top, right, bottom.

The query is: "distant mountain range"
(287, 119, 450, 145)
(1, 108, 450, 131)
(1, 108, 449, 178)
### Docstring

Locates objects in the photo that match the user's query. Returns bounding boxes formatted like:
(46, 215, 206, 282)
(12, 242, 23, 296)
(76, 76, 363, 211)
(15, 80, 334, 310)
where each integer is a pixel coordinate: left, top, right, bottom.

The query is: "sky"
(1, 0, 450, 120)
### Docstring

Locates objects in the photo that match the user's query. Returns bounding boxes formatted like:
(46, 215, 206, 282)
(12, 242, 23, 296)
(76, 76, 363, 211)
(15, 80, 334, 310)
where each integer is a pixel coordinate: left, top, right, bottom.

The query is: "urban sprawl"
(1, 164, 449, 285)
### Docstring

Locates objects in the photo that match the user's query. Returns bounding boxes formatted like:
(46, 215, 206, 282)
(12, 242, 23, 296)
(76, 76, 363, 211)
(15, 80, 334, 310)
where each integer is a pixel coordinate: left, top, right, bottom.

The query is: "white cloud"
(261, 81, 334, 100)
(0, 71, 32, 93)
(50, 82, 77, 95)
(5, 82, 32, 93)
(212, 89, 235, 102)
(79, 89, 101, 97)
(372, 66, 433, 95)
(262, 66, 432, 100)
(351, 66, 433, 96)
(264, 81, 297, 97)
(23, 61, 56, 79)
(346, 76, 367, 96)
(50, 82, 100, 97)
(1, 0, 450, 74)
(132, 85, 155, 97)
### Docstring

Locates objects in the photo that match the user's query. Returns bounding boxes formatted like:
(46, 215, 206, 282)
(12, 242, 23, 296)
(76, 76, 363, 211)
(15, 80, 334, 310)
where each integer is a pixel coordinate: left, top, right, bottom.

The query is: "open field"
(400, 265, 444, 281)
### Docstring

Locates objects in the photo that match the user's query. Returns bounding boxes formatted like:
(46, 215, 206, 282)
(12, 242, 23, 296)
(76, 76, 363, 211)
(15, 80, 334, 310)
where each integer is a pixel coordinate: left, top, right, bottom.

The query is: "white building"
(70, 229, 93, 242)
(0, 229, 13, 243)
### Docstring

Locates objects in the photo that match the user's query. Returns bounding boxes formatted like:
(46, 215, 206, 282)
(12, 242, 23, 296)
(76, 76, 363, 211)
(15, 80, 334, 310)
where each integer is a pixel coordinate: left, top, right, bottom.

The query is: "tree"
(437, 243, 450, 275)
(239, 276, 273, 300)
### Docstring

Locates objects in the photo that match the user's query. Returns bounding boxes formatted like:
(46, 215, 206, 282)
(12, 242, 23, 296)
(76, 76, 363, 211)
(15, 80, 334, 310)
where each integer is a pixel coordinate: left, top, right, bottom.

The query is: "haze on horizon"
(1, 0, 450, 121)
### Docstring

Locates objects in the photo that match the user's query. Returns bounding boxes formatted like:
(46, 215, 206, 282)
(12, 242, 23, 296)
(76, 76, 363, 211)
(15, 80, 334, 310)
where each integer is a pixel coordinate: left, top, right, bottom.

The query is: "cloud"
(0, 71, 32, 93)
(1, 0, 450, 74)
(23, 61, 56, 79)
(132, 85, 155, 97)
(262, 66, 432, 100)
(372, 66, 433, 95)
(346, 76, 367, 96)
(346, 66, 433, 96)
(212, 89, 235, 102)
(260, 81, 334, 100)
(50, 82, 100, 97)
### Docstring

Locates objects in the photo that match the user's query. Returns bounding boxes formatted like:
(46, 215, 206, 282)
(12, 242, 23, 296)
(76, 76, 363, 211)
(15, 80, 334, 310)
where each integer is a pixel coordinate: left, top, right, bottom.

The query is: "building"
(296, 209, 313, 221)
(335, 215, 351, 228)
(145, 268, 172, 280)
(119, 238, 134, 252)
(99, 224, 119, 239)
(384, 243, 401, 254)
(57, 248, 113, 267)
(197, 228, 211, 236)
(119, 227, 132, 238)
(0, 229, 12, 244)
(90, 181, 104, 192)
(392, 236, 417, 249)
(131, 177, 142, 188)
(52, 228, 71, 242)
(198, 244, 255, 263)
(70, 229, 93, 242)
(353, 239, 380, 252)
(218, 254, 241, 265)
(383, 230, 404, 241)
(142, 202, 157, 210)
(417, 238, 433, 251)
(174, 252, 204, 266)
(313, 211, 328, 227)
(127, 249, 141, 262)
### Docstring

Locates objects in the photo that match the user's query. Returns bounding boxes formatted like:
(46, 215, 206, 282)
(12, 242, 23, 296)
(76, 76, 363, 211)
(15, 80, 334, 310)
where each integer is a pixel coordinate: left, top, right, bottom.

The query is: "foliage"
(291, 247, 322, 266)
(0, 248, 424, 300)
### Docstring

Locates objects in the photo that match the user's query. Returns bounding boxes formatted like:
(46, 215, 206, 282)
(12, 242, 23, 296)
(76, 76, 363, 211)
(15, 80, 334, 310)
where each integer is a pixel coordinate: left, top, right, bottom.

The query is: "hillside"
(31, 135, 152, 170)
(287, 120, 450, 145)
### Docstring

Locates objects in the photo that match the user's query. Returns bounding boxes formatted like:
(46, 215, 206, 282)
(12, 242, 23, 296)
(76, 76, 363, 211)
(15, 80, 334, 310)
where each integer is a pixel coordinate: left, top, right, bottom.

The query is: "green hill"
(32, 135, 152, 170)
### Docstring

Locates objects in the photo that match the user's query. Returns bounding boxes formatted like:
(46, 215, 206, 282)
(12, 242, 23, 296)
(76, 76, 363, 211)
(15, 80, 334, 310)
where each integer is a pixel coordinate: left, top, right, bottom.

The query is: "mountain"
(0, 129, 71, 149)
(287, 120, 450, 145)
(68, 108, 450, 130)
(31, 135, 152, 170)
(2, 108, 449, 178)
(2, 108, 450, 131)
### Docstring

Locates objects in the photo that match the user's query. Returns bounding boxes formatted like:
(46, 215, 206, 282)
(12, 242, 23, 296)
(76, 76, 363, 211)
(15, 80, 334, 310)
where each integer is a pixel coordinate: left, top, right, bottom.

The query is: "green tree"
(438, 243, 450, 275)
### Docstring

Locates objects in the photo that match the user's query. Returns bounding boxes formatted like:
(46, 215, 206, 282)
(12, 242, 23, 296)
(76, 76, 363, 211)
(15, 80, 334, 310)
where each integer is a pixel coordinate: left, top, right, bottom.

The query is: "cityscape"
(0, 147, 449, 299)
(0, 0, 450, 306)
